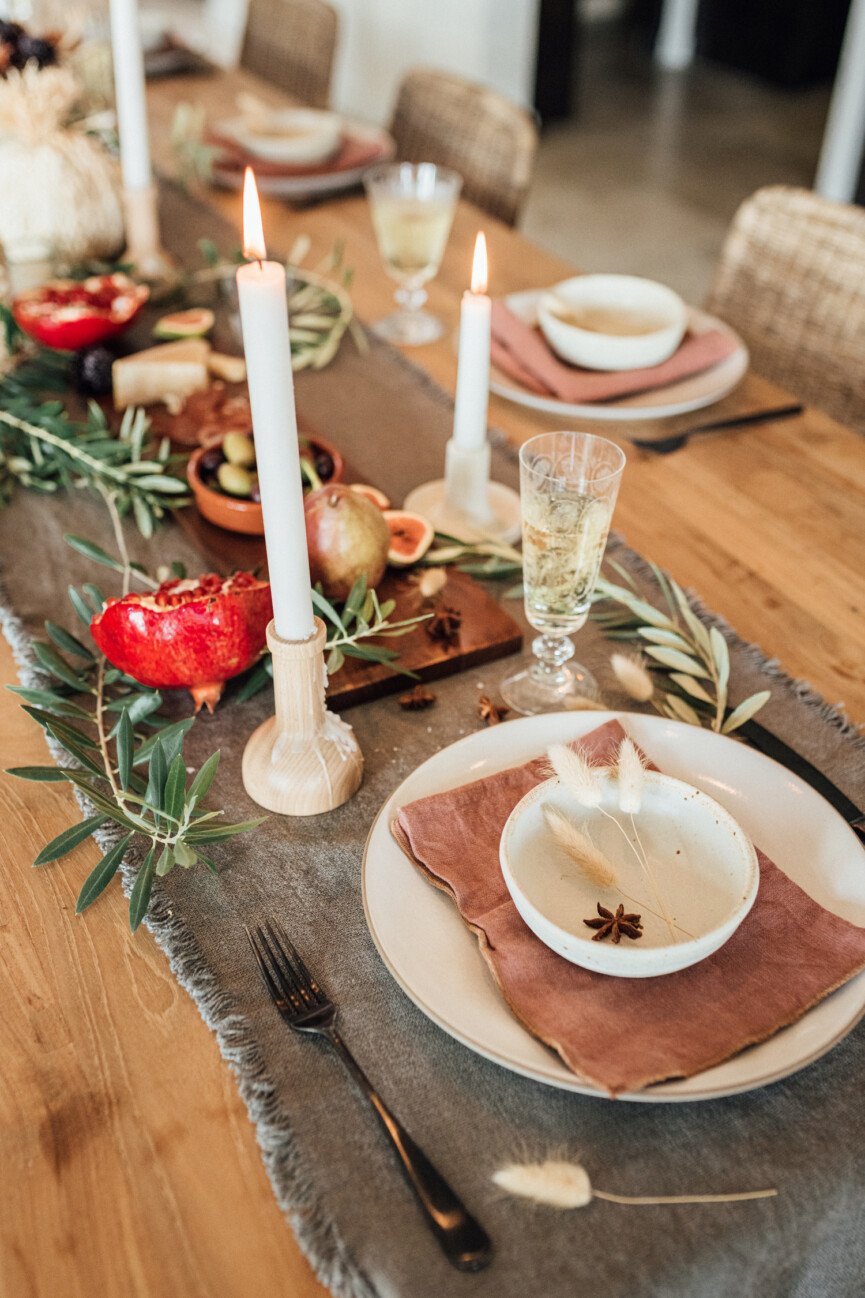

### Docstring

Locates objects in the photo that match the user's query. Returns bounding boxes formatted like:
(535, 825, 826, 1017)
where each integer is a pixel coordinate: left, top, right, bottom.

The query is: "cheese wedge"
(208, 351, 247, 383)
(112, 338, 212, 410)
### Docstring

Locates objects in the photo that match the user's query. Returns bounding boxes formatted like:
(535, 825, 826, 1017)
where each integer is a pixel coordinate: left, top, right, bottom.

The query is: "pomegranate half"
(90, 572, 272, 712)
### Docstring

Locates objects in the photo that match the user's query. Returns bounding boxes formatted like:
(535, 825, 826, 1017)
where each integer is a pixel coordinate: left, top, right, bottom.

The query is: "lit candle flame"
(470, 231, 488, 295)
(242, 166, 267, 262)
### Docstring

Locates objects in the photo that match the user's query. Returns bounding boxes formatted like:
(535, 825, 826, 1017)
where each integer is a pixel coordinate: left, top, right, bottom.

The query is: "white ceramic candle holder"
(122, 183, 176, 282)
(404, 439, 522, 544)
(242, 618, 364, 815)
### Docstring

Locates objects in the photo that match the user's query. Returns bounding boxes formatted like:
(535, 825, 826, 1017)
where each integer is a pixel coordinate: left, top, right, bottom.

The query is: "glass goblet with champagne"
(364, 161, 462, 346)
(500, 431, 626, 715)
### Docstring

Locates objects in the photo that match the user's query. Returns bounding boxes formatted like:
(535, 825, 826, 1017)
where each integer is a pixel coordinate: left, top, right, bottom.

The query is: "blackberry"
(13, 35, 56, 69)
(71, 346, 114, 397)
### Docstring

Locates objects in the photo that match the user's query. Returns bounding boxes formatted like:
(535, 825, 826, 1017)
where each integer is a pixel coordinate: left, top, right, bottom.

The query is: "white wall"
(329, 0, 541, 124)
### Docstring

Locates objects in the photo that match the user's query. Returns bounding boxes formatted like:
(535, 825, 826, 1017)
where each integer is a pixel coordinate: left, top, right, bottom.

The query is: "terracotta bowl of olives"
(186, 430, 344, 535)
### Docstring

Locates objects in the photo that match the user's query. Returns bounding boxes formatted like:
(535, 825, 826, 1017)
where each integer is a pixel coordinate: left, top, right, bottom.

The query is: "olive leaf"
(721, 691, 772, 735)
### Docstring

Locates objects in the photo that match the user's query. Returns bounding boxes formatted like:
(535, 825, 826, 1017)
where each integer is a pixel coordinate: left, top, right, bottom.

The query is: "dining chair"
(706, 185, 865, 432)
(241, 0, 338, 109)
(388, 68, 539, 227)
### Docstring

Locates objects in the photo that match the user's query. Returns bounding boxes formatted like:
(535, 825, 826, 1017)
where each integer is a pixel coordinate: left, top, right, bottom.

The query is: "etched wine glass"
(500, 431, 626, 715)
(364, 162, 461, 346)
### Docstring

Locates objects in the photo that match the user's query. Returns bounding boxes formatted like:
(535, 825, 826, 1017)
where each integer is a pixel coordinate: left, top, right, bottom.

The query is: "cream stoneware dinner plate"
(212, 122, 395, 201)
(362, 712, 865, 1102)
(490, 291, 748, 423)
(500, 773, 759, 977)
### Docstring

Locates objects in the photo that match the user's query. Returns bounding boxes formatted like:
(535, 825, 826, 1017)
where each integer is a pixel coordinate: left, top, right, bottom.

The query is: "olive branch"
(592, 561, 771, 734)
(0, 339, 191, 538)
(6, 576, 262, 931)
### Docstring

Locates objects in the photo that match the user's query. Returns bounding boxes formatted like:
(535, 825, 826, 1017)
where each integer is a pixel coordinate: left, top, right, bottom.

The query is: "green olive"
(217, 462, 254, 497)
(222, 431, 256, 468)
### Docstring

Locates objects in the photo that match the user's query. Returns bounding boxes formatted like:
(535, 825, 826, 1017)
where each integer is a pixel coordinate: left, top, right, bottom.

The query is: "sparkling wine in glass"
(365, 162, 461, 346)
(500, 431, 626, 715)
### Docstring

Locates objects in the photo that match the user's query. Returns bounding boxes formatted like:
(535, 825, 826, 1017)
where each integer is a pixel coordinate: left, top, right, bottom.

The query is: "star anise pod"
(399, 684, 436, 711)
(426, 605, 462, 648)
(583, 902, 643, 944)
(477, 694, 510, 726)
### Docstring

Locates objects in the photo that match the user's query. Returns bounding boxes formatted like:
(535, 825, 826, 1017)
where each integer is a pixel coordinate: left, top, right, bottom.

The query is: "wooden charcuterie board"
(173, 423, 522, 709)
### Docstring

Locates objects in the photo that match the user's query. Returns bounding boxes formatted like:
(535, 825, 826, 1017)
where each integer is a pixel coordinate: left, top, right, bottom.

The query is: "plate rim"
(361, 710, 865, 1103)
(211, 120, 395, 197)
(489, 292, 749, 423)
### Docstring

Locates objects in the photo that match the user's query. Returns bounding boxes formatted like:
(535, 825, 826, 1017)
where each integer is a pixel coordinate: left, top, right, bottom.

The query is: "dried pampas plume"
(616, 737, 647, 814)
(611, 652, 654, 703)
(543, 804, 618, 890)
(546, 743, 603, 807)
(493, 1159, 778, 1209)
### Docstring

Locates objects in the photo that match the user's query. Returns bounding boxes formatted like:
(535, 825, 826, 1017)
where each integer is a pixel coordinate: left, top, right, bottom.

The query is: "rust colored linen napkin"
(209, 130, 386, 179)
(490, 299, 738, 404)
(392, 720, 865, 1096)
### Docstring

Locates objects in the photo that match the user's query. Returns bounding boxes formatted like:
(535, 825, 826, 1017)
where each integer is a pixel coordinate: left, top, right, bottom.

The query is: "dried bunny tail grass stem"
(610, 651, 654, 702)
(546, 743, 604, 807)
(543, 805, 618, 890)
(492, 1160, 777, 1210)
(593, 1188, 778, 1206)
(612, 737, 677, 942)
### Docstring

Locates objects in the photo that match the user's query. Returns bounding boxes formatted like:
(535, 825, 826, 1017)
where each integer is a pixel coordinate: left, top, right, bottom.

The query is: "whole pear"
(304, 484, 390, 600)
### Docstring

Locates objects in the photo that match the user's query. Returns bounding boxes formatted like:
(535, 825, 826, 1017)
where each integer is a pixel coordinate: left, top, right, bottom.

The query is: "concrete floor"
(522, 23, 833, 304)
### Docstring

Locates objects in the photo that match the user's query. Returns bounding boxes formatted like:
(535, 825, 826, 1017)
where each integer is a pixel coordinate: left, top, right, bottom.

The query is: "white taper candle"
(108, 0, 152, 192)
(452, 232, 492, 452)
(236, 170, 315, 643)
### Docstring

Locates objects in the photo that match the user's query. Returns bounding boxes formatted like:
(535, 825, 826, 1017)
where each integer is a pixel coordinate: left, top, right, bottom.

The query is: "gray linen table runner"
(2, 184, 864, 1298)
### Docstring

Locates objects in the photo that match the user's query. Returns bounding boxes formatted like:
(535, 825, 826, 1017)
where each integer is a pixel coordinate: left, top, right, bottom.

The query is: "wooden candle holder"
(242, 618, 364, 815)
(122, 183, 176, 282)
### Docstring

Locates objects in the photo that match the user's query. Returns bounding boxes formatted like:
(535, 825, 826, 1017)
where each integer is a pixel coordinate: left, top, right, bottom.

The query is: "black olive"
(0, 22, 23, 43)
(314, 451, 334, 481)
(198, 446, 225, 479)
(71, 345, 115, 397)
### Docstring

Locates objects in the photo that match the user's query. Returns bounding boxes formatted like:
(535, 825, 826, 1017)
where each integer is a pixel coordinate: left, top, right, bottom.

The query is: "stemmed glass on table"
(364, 162, 462, 346)
(500, 431, 626, 716)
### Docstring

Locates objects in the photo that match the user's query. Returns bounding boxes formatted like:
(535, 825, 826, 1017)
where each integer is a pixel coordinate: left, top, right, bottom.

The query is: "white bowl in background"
(220, 109, 343, 166)
(500, 772, 759, 978)
(538, 274, 688, 371)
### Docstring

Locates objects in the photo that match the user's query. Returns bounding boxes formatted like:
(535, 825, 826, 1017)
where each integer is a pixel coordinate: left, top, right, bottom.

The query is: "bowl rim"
(499, 772, 760, 967)
(538, 273, 687, 344)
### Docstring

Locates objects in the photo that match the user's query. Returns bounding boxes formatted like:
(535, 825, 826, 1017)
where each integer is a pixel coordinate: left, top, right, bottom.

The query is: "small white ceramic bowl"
(221, 109, 343, 166)
(500, 772, 759, 978)
(537, 274, 688, 371)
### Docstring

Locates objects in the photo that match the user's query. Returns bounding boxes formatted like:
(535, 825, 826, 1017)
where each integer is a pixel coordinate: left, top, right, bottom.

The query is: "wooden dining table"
(2, 64, 864, 1298)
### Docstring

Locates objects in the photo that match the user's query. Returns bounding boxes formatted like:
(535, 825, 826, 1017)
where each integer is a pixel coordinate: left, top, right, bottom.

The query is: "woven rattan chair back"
(706, 185, 865, 431)
(241, 0, 338, 109)
(389, 68, 538, 227)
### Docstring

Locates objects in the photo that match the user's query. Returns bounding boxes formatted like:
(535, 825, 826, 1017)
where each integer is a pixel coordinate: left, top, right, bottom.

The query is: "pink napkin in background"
(490, 299, 739, 404)
(392, 720, 865, 1096)
(209, 130, 386, 178)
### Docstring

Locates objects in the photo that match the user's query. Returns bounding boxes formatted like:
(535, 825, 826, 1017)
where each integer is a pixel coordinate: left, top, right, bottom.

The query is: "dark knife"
(738, 719, 865, 845)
